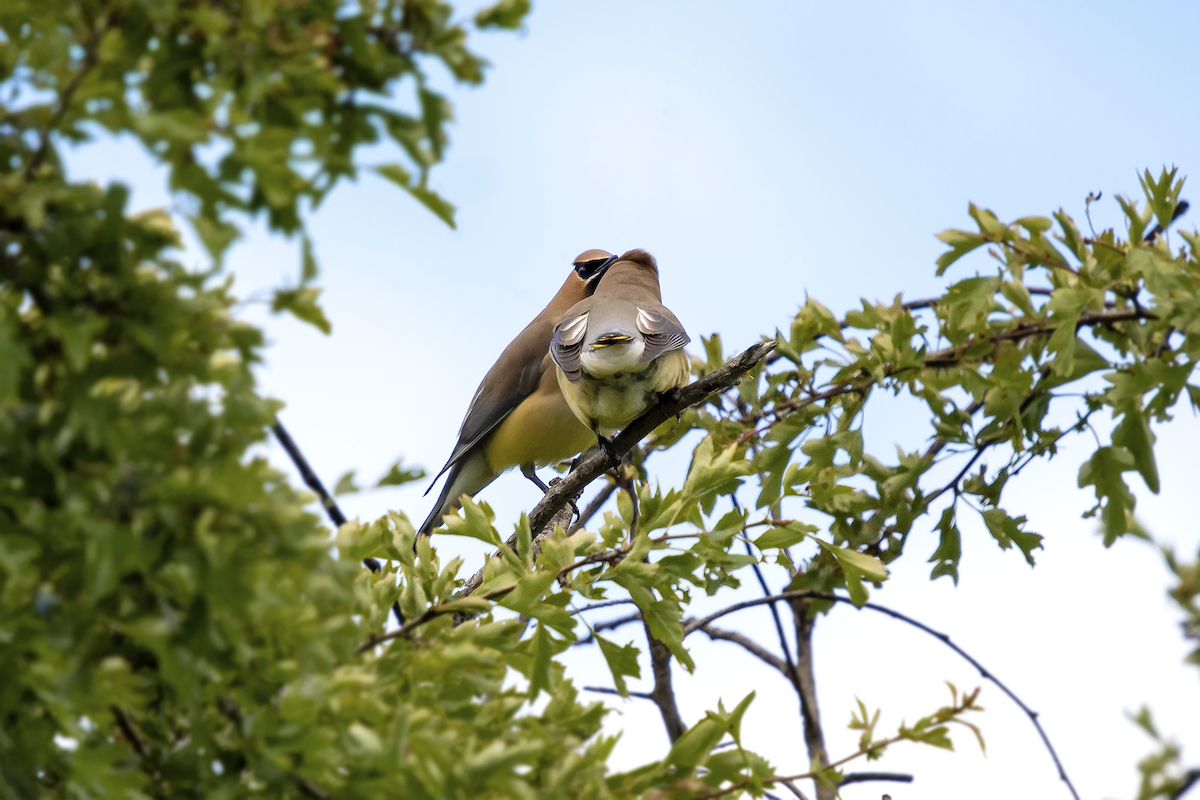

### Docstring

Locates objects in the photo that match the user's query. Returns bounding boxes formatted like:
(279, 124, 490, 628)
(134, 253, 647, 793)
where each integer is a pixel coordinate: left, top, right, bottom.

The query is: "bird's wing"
(426, 324, 549, 489)
(550, 308, 591, 383)
(635, 304, 691, 364)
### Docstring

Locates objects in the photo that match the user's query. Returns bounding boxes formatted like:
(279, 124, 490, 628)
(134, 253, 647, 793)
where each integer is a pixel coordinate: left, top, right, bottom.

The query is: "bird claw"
(547, 477, 581, 523)
(598, 434, 621, 462)
(662, 388, 686, 421)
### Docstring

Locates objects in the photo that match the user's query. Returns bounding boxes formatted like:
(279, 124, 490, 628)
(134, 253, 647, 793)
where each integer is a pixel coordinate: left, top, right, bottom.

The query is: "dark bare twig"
(1144, 199, 1190, 243)
(743, 539, 803, 691)
(697, 624, 789, 674)
(687, 591, 1079, 800)
(25, 18, 110, 180)
(271, 419, 405, 626)
(1172, 768, 1200, 800)
(571, 598, 636, 616)
(112, 706, 150, 759)
(293, 774, 332, 800)
(840, 772, 914, 786)
(583, 686, 655, 701)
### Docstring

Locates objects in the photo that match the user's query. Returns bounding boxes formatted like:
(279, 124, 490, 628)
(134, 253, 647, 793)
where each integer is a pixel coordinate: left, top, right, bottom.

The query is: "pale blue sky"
(69, 2, 1200, 797)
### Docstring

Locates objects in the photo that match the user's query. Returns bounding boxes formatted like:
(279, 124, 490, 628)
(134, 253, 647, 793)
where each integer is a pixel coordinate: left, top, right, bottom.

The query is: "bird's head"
(572, 249, 619, 287)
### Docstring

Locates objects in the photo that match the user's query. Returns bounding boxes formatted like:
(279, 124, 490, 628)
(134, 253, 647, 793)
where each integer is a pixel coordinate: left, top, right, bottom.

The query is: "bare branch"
(526, 341, 778, 535)
(25, 17, 110, 180)
(685, 590, 1080, 800)
(1171, 768, 1200, 800)
(840, 772, 914, 786)
(697, 624, 790, 675)
(272, 419, 405, 626)
(644, 619, 686, 743)
(788, 597, 832, 800)
(571, 599, 636, 616)
(111, 706, 150, 760)
(582, 686, 655, 701)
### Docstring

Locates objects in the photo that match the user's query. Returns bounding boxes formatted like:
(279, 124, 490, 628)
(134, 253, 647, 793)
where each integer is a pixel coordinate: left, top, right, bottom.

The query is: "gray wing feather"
(550, 310, 589, 383)
(426, 355, 542, 488)
(636, 305, 690, 364)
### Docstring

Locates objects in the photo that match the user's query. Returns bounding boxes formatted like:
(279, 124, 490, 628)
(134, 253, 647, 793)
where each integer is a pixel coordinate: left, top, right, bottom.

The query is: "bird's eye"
(574, 254, 618, 281)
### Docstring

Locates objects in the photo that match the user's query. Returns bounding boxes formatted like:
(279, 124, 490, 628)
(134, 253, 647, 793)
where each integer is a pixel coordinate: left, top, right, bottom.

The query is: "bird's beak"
(575, 253, 620, 284)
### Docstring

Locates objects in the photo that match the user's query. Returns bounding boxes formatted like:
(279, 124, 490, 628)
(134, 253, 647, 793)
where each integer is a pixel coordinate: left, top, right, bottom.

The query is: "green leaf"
(475, 0, 531, 29)
(594, 633, 641, 697)
(683, 437, 755, 504)
(300, 235, 319, 284)
(935, 228, 986, 275)
(666, 717, 724, 774)
(981, 508, 1043, 566)
(189, 214, 240, 263)
(1138, 166, 1184, 236)
(1078, 446, 1137, 544)
(373, 164, 457, 228)
(814, 540, 888, 606)
(333, 470, 360, 497)
(376, 459, 427, 488)
(754, 522, 816, 551)
(441, 497, 504, 546)
(528, 622, 555, 698)
(928, 507, 962, 584)
(1112, 403, 1160, 494)
(271, 286, 332, 334)
(0, 311, 28, 405)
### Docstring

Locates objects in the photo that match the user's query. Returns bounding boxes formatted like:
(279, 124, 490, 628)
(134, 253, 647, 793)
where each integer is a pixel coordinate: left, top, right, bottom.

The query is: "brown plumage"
(419, 251, 618, 535)
(549, 249, 691, 441)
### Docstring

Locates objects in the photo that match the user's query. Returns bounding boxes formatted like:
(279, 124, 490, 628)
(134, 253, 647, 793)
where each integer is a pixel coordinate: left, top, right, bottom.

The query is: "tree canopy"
(2, 1, 1197, 799)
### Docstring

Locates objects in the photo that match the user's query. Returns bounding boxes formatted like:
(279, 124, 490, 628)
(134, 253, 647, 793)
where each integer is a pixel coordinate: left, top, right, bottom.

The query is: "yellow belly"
(557, 348, 690, 433)
(485, 371, 598, 472)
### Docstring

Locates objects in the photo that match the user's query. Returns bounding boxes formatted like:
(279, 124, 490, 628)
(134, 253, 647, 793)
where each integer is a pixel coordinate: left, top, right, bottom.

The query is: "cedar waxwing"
(549, 249, 691, 447)
(419, 250, 620, 535)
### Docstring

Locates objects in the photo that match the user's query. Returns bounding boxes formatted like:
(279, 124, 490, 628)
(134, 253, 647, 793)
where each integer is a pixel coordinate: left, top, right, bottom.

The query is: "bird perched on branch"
(550, 249, 691, 453)
(419, 250, 620, 536)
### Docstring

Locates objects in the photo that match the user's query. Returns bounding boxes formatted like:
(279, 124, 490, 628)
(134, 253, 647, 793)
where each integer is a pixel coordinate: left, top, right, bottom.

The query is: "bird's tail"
(417, 453, 498, 536)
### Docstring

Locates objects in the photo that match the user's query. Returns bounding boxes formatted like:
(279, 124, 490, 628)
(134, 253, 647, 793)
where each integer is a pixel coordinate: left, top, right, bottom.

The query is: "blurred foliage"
(2, 0, 1198, 797)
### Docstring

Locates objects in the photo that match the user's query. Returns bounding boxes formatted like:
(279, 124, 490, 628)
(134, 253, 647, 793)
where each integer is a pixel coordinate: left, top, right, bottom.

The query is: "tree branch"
(697, 624, 790, 674)
(582, 685, 655, 701)
(25, 18, 110, 180)
(686, 590, 1080, 800)
(644, 618, 686, 743)
(272, 419, 405, 626)
(788, 597, 832, 800)
(111, 706, 150, 760)
(840, 772, 914, 786)
(526, 341, 777, 535)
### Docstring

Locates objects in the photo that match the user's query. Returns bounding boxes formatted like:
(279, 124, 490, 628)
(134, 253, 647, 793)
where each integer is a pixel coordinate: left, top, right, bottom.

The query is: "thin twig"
(681, 591, 1079, 800)
(25, 19, 109, 180)
(111, 706, 150, 759)
(840, 772, 914, 786)
(743, 539, 803, 691)
(571, 598, 636, 616)
(272, 419, 405, 626)
(1171, 768, 1200, 800)
(697, 624, 789, 674)
(583, 685, 655, 701)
